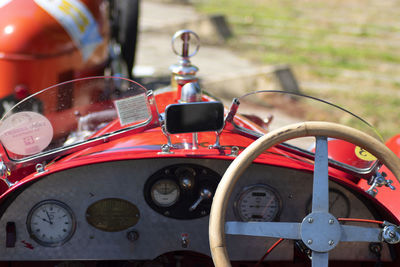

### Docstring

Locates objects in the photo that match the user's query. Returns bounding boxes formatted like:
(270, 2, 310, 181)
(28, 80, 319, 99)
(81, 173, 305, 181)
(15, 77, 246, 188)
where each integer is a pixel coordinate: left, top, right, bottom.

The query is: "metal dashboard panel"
(0, 158, 387, 261)
(0, 158, 226, 261)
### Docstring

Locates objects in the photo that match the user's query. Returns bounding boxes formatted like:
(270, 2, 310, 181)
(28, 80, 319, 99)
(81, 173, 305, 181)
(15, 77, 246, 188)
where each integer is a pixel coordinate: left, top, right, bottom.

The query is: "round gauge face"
(26, 200, 76, 247)
(235, 184, 281, 222)
(150, 179, 180, 207)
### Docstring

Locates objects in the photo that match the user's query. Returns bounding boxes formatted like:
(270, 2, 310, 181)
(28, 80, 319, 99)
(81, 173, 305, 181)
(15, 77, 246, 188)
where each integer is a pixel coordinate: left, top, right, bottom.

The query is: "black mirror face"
(165, 102, 224, 134)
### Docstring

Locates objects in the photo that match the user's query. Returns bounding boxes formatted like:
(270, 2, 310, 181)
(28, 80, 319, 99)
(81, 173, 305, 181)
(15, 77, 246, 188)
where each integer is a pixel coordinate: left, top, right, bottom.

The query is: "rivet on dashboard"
(308, 217, 313, 223)
(127, 230, 139, 242)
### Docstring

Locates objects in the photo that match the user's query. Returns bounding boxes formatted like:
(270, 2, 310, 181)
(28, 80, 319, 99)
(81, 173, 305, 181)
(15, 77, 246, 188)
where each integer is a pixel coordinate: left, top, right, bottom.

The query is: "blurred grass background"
(194, 0, 400, 140)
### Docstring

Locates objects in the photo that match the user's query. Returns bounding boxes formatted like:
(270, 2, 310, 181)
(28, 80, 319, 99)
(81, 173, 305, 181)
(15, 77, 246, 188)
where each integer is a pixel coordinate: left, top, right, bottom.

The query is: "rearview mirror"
(165, 102, 224, 134)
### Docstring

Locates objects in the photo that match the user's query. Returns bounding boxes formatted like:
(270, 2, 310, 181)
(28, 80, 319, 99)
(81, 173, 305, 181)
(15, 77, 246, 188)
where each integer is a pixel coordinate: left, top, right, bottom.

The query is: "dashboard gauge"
(234, 184, 281, 222)
(26, 200, 76, 247)
(306, 188, 350, 218)
(150, 179, 180, 207)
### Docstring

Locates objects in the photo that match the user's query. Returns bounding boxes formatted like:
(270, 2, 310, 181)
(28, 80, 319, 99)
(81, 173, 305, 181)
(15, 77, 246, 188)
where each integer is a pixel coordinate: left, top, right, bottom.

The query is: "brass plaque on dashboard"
(86, 198, 140, 232)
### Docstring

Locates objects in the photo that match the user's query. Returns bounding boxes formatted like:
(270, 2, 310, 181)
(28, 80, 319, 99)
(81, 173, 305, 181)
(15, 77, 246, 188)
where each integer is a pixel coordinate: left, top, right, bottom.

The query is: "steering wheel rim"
(209, 121, 400, 266)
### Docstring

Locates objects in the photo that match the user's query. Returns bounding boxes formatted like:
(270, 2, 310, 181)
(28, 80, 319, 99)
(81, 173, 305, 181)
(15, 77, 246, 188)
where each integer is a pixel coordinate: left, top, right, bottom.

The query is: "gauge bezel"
(234, 184, 282, 222)
(150, 179, 180, 207)
(144, 164, 221, 220)
(26, 199, 76, 247)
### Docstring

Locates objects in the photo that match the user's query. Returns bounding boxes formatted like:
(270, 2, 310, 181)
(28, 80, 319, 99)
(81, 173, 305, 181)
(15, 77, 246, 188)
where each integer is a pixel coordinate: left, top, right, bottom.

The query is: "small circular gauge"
(305, 188, 350, 218)
(150, 179, 180, 207)
(234, 184, 281, 222)
(26, 200, 76, 247)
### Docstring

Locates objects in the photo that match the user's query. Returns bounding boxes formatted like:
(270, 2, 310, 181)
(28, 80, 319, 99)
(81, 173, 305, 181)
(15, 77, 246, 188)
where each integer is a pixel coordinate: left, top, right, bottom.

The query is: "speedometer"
(234, 184, 281, 222)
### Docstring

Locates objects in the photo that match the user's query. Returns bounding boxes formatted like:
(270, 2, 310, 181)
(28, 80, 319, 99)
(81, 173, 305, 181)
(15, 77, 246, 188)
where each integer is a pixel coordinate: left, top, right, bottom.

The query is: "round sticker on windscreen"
(0, 111, 53, 156)
(355, 146, 377, 162)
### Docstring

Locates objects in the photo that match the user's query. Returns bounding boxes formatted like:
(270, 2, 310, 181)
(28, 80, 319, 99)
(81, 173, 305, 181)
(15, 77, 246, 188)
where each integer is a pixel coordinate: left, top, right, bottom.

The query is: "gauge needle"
(261, 198, 275, 217)
(36, 215, 52, 224)
(45, 211, 53, 224)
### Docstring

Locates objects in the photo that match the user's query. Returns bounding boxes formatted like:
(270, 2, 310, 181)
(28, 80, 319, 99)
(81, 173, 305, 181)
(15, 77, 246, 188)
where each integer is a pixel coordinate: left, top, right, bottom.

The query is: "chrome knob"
(189, 188, 212, 211)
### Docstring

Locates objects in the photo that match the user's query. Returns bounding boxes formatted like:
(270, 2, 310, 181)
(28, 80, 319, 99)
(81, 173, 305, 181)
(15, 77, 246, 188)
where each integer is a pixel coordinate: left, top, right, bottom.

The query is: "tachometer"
(150, 179, 180, 207)
(26, 200, 76, 247)
(234, 184, 281, 222)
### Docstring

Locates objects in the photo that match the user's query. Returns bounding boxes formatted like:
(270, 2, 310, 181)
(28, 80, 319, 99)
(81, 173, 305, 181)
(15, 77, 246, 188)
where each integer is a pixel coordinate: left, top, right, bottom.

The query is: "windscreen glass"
(235, 90, 382, 173)
(0, 77, 153, 161)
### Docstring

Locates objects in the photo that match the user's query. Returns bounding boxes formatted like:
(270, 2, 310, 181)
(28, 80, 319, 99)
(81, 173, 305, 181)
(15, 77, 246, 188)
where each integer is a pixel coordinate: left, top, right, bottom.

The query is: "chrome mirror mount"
(0, 158, 14, 188)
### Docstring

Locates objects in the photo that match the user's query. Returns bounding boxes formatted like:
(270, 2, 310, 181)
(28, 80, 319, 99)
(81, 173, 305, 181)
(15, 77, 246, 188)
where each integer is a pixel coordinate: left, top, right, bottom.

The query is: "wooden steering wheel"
(209, 121, 400, 267)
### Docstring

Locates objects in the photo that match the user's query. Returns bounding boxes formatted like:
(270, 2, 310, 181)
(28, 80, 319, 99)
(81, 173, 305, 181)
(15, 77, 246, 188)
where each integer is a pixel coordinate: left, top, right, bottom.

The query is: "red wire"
(254, 218, 383, 266)
(337, 218, 384, 225)
(254, 238, 284, 267)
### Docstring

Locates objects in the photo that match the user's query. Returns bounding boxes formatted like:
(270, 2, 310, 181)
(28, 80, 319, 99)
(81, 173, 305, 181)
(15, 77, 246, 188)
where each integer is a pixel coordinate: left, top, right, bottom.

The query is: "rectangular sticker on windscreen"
(114, 94, 150, 126)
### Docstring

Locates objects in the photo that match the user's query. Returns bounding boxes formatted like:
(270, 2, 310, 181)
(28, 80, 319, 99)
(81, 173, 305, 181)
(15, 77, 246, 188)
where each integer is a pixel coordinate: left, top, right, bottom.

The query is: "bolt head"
(328, 240, 334, 246)
(307, 239, 313, 245)
(308, 217, 314, 223)
(329, 219, 334, 224)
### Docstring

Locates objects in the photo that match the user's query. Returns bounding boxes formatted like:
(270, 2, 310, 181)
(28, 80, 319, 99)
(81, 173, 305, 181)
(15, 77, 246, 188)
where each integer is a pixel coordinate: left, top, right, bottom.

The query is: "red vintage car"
(0, 30, 399, 267)
(0, 0, 139, 117)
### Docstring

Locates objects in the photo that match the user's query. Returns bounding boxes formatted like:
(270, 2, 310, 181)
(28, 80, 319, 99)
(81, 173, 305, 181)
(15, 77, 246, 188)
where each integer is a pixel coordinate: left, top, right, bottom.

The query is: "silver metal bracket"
(158, 144, 174, 155)
(35, 163, 47, 174)
(382, 221, 400, 244)
(227, 146, 239, 157)
(0, 161, 14, 188)
(209, 131, 222, 150)
(160, 118, 173, 148)
(209, 98, 240, 149)
(366, 171, 395, 197)
(192, 133, 199, 150)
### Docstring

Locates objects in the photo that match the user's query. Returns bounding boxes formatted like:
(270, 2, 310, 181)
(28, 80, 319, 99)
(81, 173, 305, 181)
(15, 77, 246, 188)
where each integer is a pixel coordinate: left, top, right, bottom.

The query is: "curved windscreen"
(0, 77, 155, 162)
(233, 90, 382, 173)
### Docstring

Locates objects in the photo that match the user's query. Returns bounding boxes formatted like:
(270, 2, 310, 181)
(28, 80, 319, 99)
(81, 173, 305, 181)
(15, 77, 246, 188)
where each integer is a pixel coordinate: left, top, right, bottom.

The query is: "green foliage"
(194, 0, 400, 140)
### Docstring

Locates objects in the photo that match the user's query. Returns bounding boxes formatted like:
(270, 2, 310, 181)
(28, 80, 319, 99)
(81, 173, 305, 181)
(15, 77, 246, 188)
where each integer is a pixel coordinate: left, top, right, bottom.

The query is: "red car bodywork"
(0, 0, 108, 103)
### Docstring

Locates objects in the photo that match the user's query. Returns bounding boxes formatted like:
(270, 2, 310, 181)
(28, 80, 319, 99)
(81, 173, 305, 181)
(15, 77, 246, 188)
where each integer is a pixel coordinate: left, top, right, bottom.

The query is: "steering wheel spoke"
(210, 122, 400, 267)
(312, 251, 329, 267)
(312, 136, 329, 213)
(340, 225, 381, 242)
(225, 221, 301, 239)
